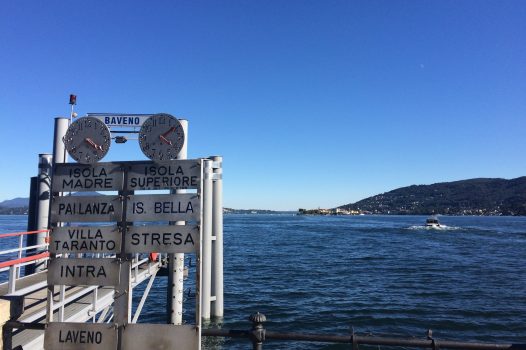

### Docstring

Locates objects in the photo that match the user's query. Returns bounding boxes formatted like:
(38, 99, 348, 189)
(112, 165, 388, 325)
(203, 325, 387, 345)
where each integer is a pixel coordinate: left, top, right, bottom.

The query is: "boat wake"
(407, 224, 462, 231)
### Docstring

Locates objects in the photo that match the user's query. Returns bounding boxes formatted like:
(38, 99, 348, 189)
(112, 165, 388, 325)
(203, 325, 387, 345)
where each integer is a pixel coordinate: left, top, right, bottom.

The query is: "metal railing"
(4, 314, 524, 350)
(0, 229, 50, 294)
(202, 313, 526, 350)
(1, 229, 158, 326)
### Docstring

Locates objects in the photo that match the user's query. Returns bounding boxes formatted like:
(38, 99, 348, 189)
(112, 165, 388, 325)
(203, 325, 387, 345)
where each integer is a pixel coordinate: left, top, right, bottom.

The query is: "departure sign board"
(47, 258, 120, 286)
(125, 225, 199, 254)
(50, 226, 121, 254)
(45, 322, 118, 350)
(127, 159, 201, 191)
(122, 324, 199, 350)
(127, 194, 200, 222)
(52, 163, 123, 192)
(50, 195, 123, 223)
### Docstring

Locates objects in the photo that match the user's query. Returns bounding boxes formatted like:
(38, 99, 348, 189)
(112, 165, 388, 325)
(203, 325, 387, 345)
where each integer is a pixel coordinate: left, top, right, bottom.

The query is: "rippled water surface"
(1, 214, 525, 349)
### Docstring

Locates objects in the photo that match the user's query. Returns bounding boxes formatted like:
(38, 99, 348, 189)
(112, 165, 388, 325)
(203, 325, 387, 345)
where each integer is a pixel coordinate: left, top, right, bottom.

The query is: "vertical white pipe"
(36, 154, 52, 244)
(53, 117, 69, 165)
(36, 153, 52, 273)
(170, 119, 188, 325)
(211, 156, 224, 318)
(201, 159, 213, 320)
(45, 117, 69, 322)
(51, 117, 69, 320)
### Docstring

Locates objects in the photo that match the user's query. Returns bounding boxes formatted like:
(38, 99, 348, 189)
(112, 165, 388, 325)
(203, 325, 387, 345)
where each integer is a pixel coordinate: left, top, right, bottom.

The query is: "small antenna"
(69, 94, 77, 124)
(66, 94, 77, 164)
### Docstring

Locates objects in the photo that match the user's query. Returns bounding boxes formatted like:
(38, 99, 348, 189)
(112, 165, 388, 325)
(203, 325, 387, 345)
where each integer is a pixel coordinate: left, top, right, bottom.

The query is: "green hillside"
(339, 177, 526, 216)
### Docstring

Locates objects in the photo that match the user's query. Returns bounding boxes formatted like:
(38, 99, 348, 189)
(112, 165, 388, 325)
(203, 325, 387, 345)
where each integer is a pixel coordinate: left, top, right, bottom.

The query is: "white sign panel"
(92, 114, 151, 127)
(122, 324, 199, 350)
(125, 225, 199, 254)
(48, 258, 120, 286)
(53, 163, 123, 192)
(126, 194, 200, 222)
(45, 322, 118, 350)
(127, 159, 201, 190)
(50, 226, 121, 254)
(50, 195, 122, 223)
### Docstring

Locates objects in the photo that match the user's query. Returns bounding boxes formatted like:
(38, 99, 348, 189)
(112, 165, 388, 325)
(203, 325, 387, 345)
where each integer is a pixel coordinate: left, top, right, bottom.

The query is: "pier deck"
(1, 260, 159, 350)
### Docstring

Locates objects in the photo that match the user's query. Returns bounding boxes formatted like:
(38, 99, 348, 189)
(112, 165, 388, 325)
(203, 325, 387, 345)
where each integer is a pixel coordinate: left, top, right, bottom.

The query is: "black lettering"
(184, 233, 195, 245)
(174, 233, 182, 245)
(86, 331, 94, 343)
(97, 266, 106, 278)
(89, 240, 98, 250)
(107, 240, 116, 250)
(87, 265, 95, 277)
(133, 202, 144, 214)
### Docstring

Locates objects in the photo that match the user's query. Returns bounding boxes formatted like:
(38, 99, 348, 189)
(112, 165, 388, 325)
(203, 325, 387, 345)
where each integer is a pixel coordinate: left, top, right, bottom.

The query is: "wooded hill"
(338, 177, 526, 216)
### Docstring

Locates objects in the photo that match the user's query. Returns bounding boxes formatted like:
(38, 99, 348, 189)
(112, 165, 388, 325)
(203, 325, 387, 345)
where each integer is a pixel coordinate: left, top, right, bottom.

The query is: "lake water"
(1, 214, 525, 349)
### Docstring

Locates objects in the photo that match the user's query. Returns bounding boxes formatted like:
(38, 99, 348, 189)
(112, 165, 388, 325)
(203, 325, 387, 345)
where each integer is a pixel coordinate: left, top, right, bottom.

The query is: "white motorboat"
(425, 216, 441, 228)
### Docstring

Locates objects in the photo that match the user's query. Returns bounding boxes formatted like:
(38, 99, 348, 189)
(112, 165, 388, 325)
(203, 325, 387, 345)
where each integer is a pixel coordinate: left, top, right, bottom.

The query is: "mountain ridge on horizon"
(338, 176, 526, 216)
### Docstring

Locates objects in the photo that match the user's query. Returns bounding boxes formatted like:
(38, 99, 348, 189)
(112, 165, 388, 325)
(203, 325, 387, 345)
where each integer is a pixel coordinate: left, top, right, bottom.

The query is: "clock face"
(138, 113, 185, 161)
(63, 117, 111, 164)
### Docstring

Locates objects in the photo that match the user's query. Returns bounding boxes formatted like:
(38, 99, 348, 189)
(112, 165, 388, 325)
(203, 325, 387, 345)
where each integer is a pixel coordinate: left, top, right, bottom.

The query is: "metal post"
(168, 119, 188, 325)
(201, 159, 213, 320)
(116, 168, 133, 350)
(51, 117, 69, 322)
(211, 156, 224, 318)
(8, 266, 16, 294)
(53, 117, 69, 165)
(36, 154, 52, 272)
(249, 312, 267, 350)
(25, 176, 38, 275)
(46, 116, 68, 322)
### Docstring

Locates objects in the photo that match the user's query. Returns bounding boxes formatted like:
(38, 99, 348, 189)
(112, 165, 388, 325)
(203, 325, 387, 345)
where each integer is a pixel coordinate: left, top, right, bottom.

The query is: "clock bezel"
(63, 116, 112, 164)
(138, 113, 185, 161)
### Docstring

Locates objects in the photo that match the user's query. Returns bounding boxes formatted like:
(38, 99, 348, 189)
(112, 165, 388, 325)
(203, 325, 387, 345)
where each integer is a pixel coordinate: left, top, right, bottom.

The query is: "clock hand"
(162, 126, 176, 138)
(85, 138, 103, 151)
(159, 135, 173, 146)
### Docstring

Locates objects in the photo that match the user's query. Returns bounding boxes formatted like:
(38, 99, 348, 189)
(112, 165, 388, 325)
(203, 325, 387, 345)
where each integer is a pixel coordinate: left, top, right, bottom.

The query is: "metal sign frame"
(46, 158, 205, 350)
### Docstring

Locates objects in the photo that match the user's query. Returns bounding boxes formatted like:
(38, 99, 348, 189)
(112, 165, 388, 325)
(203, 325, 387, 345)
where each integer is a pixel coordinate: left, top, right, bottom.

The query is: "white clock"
(63, 117, 111, 164)
(138, 113, 185, 161)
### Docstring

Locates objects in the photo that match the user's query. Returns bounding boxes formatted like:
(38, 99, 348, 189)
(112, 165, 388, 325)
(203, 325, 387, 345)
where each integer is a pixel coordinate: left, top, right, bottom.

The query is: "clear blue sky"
(1, 1, 525, 210)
